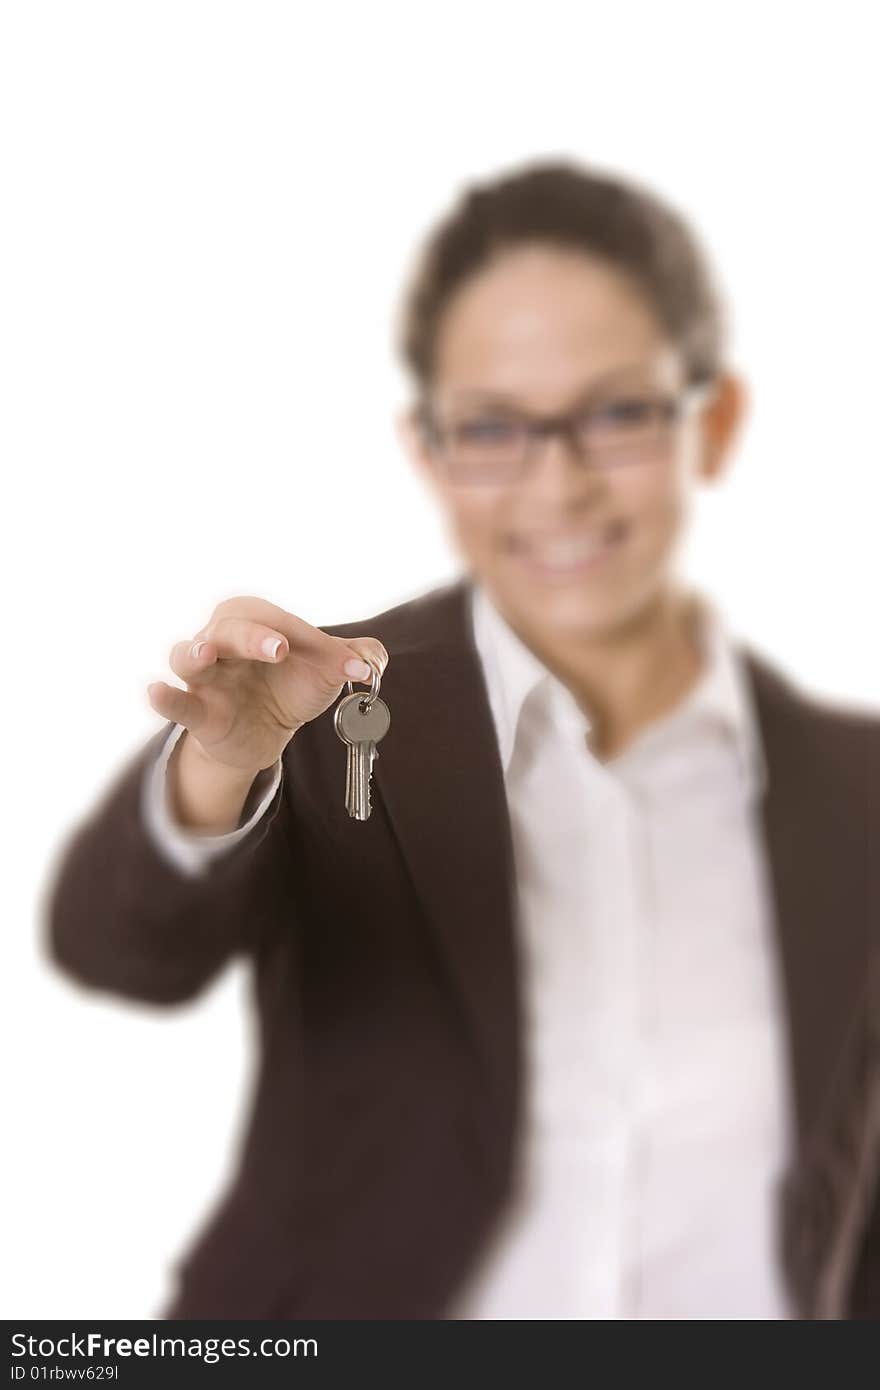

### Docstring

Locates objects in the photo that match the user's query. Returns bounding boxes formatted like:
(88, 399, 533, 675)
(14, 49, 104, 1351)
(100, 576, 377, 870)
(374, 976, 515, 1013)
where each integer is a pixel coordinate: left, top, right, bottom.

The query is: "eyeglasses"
(417, 379, 717, 484)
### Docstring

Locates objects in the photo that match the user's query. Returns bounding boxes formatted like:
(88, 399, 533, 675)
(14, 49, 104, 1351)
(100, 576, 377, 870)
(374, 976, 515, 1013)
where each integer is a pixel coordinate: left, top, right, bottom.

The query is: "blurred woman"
(46, 160, 880, 1320)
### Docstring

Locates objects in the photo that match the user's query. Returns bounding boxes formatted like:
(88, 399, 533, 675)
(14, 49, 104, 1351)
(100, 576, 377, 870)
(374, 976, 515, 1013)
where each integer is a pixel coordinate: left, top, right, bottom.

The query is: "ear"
(697, 371, 750, 483)
(395, 405, 437, 486)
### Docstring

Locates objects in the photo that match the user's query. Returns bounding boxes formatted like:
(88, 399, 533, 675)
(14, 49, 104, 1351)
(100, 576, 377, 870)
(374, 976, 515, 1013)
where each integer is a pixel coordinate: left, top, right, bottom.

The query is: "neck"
(493, 582, 706, 761)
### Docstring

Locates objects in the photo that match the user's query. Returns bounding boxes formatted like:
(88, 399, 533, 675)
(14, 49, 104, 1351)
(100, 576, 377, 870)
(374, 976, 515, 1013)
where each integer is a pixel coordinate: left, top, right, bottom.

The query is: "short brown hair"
(397, 158, 726, 394)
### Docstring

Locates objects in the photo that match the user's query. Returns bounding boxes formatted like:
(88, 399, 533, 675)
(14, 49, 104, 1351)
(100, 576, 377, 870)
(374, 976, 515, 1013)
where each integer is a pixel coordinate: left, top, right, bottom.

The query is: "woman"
(46, 160, 880, 1319)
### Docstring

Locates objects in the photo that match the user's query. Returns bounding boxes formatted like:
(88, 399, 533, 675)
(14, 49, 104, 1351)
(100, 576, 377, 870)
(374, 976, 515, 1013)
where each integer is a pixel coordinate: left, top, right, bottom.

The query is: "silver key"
(335, 695, 362, 816)
(334, 691, 391, 820)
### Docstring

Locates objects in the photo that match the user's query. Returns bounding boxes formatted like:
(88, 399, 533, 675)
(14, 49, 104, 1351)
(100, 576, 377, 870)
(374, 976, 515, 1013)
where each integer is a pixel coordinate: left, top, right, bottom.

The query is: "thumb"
(343, 638, 389, 682)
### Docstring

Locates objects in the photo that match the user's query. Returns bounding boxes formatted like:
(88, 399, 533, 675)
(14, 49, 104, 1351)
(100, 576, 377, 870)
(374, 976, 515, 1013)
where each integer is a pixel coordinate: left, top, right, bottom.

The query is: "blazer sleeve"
(42, 722, 294, 1006)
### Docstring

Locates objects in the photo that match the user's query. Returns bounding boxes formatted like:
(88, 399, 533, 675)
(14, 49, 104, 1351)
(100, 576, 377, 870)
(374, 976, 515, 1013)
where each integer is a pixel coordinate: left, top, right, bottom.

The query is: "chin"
(487, 568, 637, 642)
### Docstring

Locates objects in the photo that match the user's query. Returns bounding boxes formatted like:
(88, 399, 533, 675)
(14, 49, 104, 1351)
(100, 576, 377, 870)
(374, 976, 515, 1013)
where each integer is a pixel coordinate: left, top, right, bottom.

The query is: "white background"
(2, 1, 878, 1317)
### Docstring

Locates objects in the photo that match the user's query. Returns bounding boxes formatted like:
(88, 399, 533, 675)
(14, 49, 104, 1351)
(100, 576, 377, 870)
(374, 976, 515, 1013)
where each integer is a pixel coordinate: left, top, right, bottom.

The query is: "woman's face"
(402, 243, 744, 642)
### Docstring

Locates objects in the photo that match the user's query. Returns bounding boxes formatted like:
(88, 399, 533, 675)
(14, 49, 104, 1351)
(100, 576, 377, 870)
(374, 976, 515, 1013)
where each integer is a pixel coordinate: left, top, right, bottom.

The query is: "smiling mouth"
(506, 520, 630, 574)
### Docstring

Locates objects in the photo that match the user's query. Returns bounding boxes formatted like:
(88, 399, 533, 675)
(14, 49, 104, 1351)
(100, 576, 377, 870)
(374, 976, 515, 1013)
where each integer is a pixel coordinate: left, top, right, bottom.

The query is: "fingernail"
(191, 641, 206, 659)
(262, 636, 283, 660)
(344, 658, 372, 680)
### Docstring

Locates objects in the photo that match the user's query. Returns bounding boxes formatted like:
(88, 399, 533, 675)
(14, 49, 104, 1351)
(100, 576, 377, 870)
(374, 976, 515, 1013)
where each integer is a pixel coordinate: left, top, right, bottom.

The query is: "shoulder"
(316, 575, 475, 658)
(739, 641, 880, 789)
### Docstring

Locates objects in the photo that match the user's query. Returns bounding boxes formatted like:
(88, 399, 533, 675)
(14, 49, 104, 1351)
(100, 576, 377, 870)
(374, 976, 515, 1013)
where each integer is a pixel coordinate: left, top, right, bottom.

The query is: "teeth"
(525, 531, 617, 566)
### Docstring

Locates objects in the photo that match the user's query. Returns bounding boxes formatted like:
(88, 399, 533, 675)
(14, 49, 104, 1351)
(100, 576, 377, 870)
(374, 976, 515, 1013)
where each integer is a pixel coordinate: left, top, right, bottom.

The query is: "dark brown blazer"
(44, 577, 880, 1319)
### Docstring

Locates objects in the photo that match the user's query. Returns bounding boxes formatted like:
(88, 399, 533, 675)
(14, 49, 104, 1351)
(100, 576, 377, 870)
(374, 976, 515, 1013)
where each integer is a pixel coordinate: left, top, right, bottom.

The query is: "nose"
(520, 428, 609, 504)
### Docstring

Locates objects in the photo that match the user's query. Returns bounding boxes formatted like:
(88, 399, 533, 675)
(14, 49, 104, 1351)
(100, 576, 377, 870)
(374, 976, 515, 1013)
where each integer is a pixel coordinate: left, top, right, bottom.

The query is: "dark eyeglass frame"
(415, 378, 717, 483)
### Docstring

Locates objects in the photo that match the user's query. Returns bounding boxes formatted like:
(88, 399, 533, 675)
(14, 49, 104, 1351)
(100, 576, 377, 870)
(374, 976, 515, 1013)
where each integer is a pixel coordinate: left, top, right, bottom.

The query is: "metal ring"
(346, 657, 381, 710)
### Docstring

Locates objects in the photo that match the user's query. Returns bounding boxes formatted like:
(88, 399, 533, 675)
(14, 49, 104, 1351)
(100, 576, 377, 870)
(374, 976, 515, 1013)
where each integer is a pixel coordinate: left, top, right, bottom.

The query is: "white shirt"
(143, 583, 795, 1319)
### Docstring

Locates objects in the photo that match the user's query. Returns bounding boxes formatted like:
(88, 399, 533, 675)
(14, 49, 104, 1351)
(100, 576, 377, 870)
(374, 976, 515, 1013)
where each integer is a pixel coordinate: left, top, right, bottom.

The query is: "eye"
(591, 396, 659, 427)
(452, 417, 520, 448)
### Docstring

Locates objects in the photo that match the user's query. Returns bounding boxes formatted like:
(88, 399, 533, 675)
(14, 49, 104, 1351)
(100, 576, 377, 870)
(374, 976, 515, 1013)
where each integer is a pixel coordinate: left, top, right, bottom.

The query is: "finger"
(147, 681, 205, 731)
(205, 597, 351, 666)
(343, 637, 390, 680)
(303, 634, 391, 686)
(196, 616, 291, 665)
(196, 598, 389, 686)
(169, 637, 220, 683)
(207, 613, 383, 688)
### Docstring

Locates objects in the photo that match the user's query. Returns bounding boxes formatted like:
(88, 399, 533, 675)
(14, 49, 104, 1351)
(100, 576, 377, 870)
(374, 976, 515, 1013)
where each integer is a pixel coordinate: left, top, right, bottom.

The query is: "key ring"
(346, 656, 381, 711)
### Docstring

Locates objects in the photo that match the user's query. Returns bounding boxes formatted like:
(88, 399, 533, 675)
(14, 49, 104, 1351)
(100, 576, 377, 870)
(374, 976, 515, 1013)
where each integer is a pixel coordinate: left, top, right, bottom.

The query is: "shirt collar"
(468, 579, 768, 801)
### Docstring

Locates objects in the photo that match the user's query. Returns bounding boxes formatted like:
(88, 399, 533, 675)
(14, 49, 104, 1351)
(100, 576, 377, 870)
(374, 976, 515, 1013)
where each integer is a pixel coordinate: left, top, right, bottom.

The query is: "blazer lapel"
(742, 646, 871, 1140)
(742, 646, 876, 1316)
(375, 578, 523, 1158)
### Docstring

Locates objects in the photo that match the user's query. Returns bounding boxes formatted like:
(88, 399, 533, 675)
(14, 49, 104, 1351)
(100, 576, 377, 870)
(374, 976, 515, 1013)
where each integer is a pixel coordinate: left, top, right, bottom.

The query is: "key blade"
(353, 739, 375, 821)
(344, 743, 357, 818)
(363, 749, 377, 808)
(351, 742, 363, 821)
